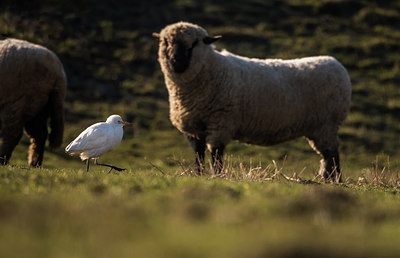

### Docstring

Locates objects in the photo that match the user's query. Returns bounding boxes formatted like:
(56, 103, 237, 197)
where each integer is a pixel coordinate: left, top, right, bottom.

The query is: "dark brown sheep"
(0, 38, 66, 166)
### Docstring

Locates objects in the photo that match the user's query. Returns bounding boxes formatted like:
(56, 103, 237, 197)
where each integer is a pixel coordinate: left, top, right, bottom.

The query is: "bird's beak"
(122, 121, 132, 127)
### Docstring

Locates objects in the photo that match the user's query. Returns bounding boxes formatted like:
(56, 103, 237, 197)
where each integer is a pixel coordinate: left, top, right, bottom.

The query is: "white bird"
(65, 114, 131, 173)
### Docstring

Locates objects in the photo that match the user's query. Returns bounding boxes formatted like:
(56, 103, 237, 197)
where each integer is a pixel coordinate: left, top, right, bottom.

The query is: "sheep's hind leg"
(25, 114, 49, 167)
(307, 135, 341, 183)
(320, 149, 341, 182)
(184, 135, 206, 174)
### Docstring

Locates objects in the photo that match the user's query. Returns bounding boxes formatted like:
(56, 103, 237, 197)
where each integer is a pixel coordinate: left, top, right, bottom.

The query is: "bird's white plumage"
(65, 115, 125, 160)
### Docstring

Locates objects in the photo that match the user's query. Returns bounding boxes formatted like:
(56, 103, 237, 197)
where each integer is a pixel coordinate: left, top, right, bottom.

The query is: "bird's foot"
(108, 166, 126, 173)
(94, 160, 126, 173)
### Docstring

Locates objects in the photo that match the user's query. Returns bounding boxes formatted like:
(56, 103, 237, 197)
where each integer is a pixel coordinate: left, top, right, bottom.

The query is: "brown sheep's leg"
(307, 134, 341, 183)
(211, 144, 225, 175)
(184, 134, 206, 174)
(0, 126, 23, 165)
(25, 115, 48, 167)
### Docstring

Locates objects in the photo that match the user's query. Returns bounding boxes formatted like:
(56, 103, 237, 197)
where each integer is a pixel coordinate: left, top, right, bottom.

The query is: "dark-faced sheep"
(153, 22, 351, 182)
(0, 38, 66, 167)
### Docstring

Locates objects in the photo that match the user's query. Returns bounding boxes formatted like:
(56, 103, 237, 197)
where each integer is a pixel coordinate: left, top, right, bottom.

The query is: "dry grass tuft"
(172, 155, 322, 184)
(356, 155, 400, 189)
(163, 155, 400, 191)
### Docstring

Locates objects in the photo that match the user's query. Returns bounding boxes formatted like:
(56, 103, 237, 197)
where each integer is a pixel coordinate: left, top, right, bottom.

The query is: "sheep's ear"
(152, 32, 160, 40)
(203, 35, 222, 44)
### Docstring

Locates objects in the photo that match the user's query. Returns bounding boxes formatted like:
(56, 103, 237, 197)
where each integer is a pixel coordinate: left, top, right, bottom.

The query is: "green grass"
(1, 0, 400, 256)
(1, 163, 400, 258)
(3, 132, 400, 258)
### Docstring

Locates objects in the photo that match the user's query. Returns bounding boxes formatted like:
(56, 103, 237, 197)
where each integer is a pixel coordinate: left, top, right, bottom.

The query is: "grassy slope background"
(1, 0, 399, 175)
(1, 0, 400, 257)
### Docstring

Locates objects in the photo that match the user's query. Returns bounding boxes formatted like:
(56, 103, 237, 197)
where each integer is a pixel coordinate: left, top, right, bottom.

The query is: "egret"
(65, 114, 131, 173)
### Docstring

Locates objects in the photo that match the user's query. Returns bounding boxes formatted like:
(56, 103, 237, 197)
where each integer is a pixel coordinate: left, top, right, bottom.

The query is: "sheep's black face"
(166, 39, 198, 74)
(154, 23, 222, 75)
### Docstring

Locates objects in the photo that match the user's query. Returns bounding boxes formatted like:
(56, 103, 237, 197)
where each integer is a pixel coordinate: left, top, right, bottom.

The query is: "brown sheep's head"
(153, 22, 221, 74)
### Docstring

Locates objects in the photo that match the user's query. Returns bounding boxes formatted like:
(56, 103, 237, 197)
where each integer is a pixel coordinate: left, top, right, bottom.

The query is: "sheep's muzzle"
(167, 41, 191, 73)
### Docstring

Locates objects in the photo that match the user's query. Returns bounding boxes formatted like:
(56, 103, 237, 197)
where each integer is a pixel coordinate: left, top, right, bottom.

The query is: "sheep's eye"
(190, 40, 198, 50)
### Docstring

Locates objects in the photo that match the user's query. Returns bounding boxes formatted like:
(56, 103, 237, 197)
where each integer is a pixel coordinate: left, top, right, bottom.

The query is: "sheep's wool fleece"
(0, 38, 66, 123)
(157, 22, 352, 150)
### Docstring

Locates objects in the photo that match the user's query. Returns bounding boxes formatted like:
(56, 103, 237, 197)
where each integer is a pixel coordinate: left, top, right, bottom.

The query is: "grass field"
(1, 160, 400, 258)
(1, 0, 400, 257)
(2, 130, 400, 257)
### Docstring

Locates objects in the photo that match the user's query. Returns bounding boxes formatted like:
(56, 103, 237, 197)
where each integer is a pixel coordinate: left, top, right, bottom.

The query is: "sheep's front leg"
(0, 124, 23, 165)
(211, 144, 225, 175)
(184, 134, 206, 174)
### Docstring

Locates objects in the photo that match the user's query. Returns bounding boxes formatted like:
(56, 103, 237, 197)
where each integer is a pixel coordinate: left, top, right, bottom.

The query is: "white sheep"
(0, 38, 66, 167)
(153, 22, 351, 182)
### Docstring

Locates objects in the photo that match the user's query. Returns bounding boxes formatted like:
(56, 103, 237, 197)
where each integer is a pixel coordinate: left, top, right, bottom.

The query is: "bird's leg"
(94, 159, 126, 173)
(86, 159, 90, 172)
